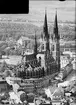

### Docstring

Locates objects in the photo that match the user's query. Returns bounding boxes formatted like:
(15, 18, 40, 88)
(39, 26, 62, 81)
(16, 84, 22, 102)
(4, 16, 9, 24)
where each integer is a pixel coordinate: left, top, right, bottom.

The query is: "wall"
(19, 73, 58, 93)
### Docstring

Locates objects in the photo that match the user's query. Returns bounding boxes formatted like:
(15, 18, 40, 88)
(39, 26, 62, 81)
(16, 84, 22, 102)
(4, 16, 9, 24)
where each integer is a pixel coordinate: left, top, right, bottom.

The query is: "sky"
(29, 0, 75, 21)
(0, 0, 75, 26)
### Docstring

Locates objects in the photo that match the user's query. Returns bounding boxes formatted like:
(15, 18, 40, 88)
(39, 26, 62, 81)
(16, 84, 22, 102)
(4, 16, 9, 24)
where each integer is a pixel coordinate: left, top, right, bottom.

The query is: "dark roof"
(26, 54, 36, 61)
(0, 78, 6, 83)
(17, 57, 40, 70)
(38, 51, 45, 54)
(46, 54, 55, 63)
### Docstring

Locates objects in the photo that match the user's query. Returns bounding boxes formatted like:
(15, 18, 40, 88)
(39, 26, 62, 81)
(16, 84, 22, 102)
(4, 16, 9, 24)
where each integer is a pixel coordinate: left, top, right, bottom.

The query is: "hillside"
(0, 21, 75, 41)
(0, 22, 39, 40)
(0, 21, 75, 53)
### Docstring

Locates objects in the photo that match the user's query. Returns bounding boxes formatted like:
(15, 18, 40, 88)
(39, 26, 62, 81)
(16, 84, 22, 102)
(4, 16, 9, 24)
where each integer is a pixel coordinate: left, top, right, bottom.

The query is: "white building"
(63, 51, 73, 58)
(60, 54, 70, 68)
(62, 51, 76, 70)
(17, 36, 32, 46)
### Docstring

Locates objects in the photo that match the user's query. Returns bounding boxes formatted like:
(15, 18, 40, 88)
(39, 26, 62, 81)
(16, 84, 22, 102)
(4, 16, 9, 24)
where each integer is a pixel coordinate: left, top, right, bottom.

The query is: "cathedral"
(16, 9, 60, 80)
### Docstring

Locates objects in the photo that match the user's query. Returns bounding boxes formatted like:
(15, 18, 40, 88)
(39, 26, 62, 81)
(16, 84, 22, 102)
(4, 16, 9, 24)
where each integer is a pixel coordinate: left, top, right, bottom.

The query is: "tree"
(20, 93, 28, 102)
(27, 93, 35, 102)
(66, 100, 70, 105)
(1, 51, 6, 55)
(4, 70, 14, 77)
(0, 61, 7, 72)
(0, 92, 10, 100)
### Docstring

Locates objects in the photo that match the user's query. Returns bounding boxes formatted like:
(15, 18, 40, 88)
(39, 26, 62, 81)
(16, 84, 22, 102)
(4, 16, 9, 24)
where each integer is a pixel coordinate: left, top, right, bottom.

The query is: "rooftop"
(0, 77, 6, 82)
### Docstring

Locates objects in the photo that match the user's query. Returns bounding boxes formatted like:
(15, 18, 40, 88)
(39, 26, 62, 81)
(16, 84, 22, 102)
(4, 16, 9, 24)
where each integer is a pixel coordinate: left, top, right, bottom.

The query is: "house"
(52, 87, 64, 101)
(0, 78, 10, 93)
(52, 100, 61, 105)
(60, 54, 70, 68)
(17, 36, 32, 46)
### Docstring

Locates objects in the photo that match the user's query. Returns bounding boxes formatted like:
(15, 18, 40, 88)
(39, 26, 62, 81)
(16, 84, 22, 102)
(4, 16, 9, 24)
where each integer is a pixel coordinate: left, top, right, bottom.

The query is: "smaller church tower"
(34, 30, 38, 58)
(21, 45, 26, 64)
(52, 9, 60, 71)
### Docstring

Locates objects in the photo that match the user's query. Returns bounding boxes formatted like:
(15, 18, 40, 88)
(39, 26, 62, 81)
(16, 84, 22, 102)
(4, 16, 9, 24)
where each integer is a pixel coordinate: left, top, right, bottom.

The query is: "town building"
(17, 36, 32, 46)
(0, 78, 7, 93)
(60, 43, 75, 52)
(60, 54, 70, 68)
(0, 78, 12, 93)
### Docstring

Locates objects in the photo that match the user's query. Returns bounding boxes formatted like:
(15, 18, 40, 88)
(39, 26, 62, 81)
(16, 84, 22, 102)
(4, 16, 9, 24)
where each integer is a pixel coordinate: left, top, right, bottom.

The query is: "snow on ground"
(6, 77, 24, 104)
(58, 81, 70, 87)
(44, 84, 57, 100)
(9, 91, 22, 104)
(0, 55, 22, 65)
(29, 103, 35, 105)
(44, 88, 52, 99)
(6, 77, 14, 85)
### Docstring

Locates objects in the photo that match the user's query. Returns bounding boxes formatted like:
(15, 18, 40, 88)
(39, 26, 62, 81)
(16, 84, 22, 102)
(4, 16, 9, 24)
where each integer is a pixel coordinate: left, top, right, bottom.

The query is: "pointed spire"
(43, 8, 50, 52)
(43, 8, 49, 40)
(41, 32, 43, 40)
(34, 30, 37, 57)
(53, 9, 60, 39)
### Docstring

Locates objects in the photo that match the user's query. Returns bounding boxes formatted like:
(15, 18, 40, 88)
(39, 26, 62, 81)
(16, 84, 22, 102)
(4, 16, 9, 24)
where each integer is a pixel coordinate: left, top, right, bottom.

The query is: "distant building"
(63, 51, 72, 57)
(17, 36, 32, 46)
(0, 78, 11, 93)
(60, 44, 75, 52)
(60, 54, 70, 68)
(71, 52, 76, 70)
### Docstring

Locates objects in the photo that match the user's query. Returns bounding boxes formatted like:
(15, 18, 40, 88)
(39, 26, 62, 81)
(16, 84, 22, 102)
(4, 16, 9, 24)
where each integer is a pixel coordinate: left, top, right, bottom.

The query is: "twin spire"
(43, 8, 59, 40)
(34, 8, 59, 55)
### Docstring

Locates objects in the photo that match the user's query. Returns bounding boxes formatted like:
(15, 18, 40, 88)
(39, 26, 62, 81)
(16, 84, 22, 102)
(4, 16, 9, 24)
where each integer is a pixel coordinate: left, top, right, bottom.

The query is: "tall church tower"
(43, 9, 50, 52)
(37, 9, 50, 71)
(43, 9, 50, 73)
(52, 10, 60, 71)
(39, 9, 50, 53)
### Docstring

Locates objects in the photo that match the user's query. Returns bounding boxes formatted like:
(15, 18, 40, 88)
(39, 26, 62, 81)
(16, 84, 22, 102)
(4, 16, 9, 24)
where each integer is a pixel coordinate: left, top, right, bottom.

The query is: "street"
(64, 69, 76, 82)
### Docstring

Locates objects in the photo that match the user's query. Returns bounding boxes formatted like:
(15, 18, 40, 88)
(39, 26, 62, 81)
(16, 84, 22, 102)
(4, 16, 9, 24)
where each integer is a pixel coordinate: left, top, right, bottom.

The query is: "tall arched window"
(52, 45, 54, 51)
(42, 44, 44, 50)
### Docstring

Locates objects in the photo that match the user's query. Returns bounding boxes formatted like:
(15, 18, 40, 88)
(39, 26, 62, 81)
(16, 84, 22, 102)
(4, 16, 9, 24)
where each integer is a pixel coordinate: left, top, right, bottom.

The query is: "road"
(45, 69, 76, 97)
(64, 69, 76, 82)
